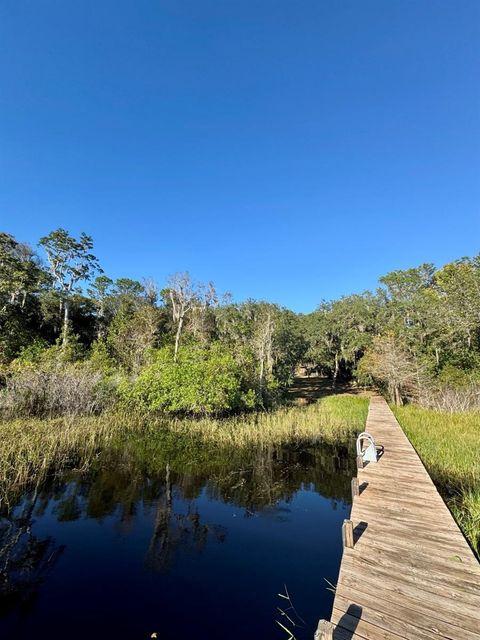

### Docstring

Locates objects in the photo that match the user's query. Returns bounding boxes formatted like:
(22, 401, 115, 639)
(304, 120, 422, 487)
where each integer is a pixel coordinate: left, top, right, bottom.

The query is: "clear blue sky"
(1, 1, 479, 312)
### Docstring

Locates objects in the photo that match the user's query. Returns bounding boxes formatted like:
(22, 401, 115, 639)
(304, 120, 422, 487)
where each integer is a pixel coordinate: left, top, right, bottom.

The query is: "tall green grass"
(0, 394, 368, 505)
(393, 405, 480, 556)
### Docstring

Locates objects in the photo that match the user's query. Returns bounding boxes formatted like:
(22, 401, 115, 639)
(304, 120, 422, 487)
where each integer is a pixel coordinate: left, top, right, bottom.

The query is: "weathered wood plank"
(353, 536, 480, 579)
(333, 596, 468, 640)
(336, 568, 480, 635)
(340, 552, 480, 609)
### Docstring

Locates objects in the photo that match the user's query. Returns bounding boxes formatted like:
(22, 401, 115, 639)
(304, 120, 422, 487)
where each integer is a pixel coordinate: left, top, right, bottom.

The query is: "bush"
(418, 366, 480, 412)
(11, 331, 85, 369)
(87, 339, 117, 375)
(119, 343, 259, 415)
(0, 365, 114, 418)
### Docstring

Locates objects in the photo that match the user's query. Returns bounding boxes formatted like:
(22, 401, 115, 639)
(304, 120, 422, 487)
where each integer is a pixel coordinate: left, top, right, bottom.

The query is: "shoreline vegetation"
(393, 405, 480, 556)
(1, 228, 480, 558)
(0, 394, 369, 506)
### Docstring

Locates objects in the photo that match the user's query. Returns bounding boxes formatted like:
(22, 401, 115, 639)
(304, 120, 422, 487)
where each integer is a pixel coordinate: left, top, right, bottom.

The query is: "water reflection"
(145, 464, 227, 573)
(0, 491, 63, 616)
(0, 436, 354, 639)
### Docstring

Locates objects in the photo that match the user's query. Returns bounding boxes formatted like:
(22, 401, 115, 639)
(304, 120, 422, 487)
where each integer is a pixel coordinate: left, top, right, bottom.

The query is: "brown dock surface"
(318, 395, 480, 640)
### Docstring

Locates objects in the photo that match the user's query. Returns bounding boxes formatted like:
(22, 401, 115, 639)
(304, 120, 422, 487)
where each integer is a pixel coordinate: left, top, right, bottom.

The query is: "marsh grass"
(164, 395, 368, 447)
(0, 417, 118, 506)
(392, 405, 480, 555)
(0, 395, 368, 505)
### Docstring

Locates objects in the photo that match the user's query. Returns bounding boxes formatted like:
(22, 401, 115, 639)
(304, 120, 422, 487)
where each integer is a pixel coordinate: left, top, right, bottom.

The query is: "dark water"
(0, 434, 354, 640)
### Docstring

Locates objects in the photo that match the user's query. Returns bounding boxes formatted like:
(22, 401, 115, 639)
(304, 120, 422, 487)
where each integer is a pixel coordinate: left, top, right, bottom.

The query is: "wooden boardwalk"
(316, 395, 480, 640)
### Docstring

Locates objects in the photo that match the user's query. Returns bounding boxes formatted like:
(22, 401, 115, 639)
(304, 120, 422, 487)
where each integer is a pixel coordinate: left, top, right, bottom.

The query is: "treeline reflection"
(0, 434, 354, 614)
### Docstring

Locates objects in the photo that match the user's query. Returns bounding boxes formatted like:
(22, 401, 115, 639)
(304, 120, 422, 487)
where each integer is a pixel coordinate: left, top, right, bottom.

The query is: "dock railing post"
(315, 619, 334, 639)
(351, 477, 359, 500)
(342, 519, 354, 549)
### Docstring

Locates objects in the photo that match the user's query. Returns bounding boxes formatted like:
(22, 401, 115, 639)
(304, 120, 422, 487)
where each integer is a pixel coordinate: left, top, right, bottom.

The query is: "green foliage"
(0, 233, 44, 304)
(0, 233, 46, 362)
(437, 364, 480, 388)
(38, 228, 102, 346)
(302, 257, 480, 404)
(8, 330, 85, 371)
(38, 228, 101, 292)
(11, 338, 50, 365)
(302, 293, 381, 383)
(379, 263, 435, 302)
(3, 226, 480, 417)
(215, 301, 304, 403)
(119, 343, 257, 414)
(107, 304, 160, 372)
(273, 310, 308, 386)
(88, 339, 116, 375)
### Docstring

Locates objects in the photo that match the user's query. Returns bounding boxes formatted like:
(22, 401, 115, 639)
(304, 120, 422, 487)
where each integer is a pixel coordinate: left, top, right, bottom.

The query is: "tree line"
(302, 259, 480, 409)
(1, 228, 479, 415)
(0, 229, 306, 415)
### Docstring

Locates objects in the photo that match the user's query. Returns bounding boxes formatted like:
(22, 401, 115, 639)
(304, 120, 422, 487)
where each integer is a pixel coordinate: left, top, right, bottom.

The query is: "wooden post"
(351, 477, 359, 500)
(356, 454, 364, 470)
(315, 619, 334, 640)
(342, 519, 354, 549)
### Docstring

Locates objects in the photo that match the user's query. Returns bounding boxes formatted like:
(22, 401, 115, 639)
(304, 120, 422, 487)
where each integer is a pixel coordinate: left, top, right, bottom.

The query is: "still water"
(0, 435, 354, 639)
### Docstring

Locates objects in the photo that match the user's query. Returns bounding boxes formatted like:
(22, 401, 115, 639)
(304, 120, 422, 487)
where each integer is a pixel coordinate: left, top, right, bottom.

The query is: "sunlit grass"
(164, 395, 368, 447)
(0, 394, 368, 505)
(0, 417, 118, 506)
(392, 405, 480, 555)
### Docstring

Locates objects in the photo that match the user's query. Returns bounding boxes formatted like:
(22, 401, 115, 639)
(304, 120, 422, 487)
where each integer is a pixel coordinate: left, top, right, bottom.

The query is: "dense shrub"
(0, 343, 117, 418)
(418, 383, 480, 412)
(417, 367, 480, 412)
(119, 343, 259, 415)
(0, 366, 114, 418)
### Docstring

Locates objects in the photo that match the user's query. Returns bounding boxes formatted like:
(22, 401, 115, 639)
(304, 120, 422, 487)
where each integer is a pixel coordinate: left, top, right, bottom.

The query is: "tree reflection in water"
(145, 464, 227, 572)
(0, 489, 63, 615)
(0, 434, 354, 620)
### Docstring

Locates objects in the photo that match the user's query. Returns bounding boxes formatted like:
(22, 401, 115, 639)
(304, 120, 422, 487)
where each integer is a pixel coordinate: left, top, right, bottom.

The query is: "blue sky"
(1, 1, 479, 312)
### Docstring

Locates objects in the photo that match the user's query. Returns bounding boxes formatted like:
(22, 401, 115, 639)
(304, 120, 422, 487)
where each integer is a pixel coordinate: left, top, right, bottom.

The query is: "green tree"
(87, 275, 114, 338)
(272, 309, 308, 386)
(39, 229, 102, 346)
(434, 257, 480, 361)
(119, 343, 252, 414)
(0, 233, 43, 309)
(303, 294, 380, 385)
(107, 304, 160, 373)
(0, 233, 45, 360)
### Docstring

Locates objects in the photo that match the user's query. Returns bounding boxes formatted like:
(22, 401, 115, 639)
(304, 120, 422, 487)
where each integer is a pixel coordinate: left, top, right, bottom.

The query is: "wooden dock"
(316, 395, 480, 640)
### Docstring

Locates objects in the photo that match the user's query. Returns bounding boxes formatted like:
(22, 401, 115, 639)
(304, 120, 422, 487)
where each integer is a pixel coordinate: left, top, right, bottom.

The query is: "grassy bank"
(0, 394, 368, 505)
(393, 405, 480, 555)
